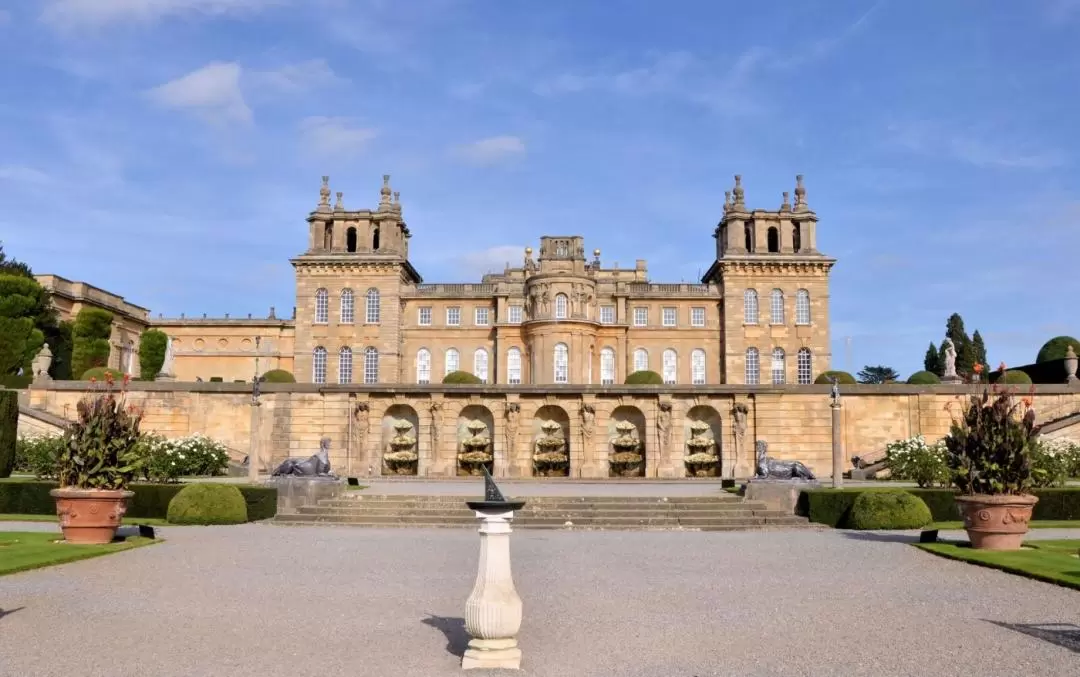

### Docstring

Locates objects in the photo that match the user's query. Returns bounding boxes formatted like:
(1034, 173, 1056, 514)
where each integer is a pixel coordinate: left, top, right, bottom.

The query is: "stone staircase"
(274, 493, 814, 531)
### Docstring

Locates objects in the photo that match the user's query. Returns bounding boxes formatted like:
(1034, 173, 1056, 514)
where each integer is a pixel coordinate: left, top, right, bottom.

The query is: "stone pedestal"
(745, 479, 820, 514)
(462, 508, 523, 670)
(267, 476, 345, 513)
(831, 403, 843, 488)
(941, 375, 961, 384)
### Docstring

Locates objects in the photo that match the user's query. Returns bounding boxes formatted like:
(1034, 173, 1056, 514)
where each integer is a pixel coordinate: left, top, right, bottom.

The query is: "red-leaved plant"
(57, 372, 145, 490)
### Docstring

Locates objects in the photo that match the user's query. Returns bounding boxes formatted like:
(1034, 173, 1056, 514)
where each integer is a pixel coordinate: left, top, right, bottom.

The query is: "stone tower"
(702, 175, 836, 384)
(290, 175, 421, 384)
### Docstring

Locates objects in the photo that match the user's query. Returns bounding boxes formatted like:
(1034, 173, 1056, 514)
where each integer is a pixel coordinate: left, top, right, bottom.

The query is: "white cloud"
(884, 121, 1065, 170)
(249, 59, 344, 95)
(454, 136, 526, 166)
(300, 117, 377, 156)
(458, 245, 526, 278)
(0, 166, 51, 184)
(40, 0, 285, 30)
(146, 62, 252, 124)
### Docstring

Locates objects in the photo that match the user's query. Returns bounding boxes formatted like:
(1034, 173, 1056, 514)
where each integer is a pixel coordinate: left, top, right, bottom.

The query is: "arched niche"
(685, 405, 722, 477)
(532, 404, 570, 477)
(608, 405, 646, 477)
(456, 404, 495, 476)
(380, 404, 419, 475)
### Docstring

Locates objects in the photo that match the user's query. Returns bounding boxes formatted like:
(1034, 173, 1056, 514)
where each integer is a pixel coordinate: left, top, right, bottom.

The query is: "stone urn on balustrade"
(458, 420, 494, 476)
(383, 419, 419, 475)
(608, 421, 644, 477)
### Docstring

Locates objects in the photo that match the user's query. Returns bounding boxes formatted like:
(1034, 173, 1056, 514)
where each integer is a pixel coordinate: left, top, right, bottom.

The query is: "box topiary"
(906, 370, 941, 385)
(814, 370, 856, 385)
(1036, 336, 1080, 364)
(625, 370, 663, 385)
(80, 367, 128, 381)
(260, 369, 296, 383)
(1000, 370, 1033, 385)
(847, 490, 932, 530)
(0, 391, 17, 478)
(166, 483, 249, 525)
(443, 370, 482, 384)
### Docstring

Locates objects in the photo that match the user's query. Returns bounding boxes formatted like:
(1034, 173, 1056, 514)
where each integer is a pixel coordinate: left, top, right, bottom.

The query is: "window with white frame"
(553, 343, 569, 383)
(797, 348, 812, 385)
(508, 305, 522, 324)
(743, 289, 758, 325)
(338, 346, 353, 384)
(474, 348, 489, 383)
(662, 307, 677, 327)
(796, 289, 811, 325)
(507, 347, 522, 385)
(446, 307, 461, 326)
(691, 349, 706, 385)
(445, 348, 459, 375)
(633, 348, 648, 372)
(771, 347, 786, 384)
(312, 346, 327, 383)
(745, 347, 760, 385)
(600, 347, 616, 385)
(555, 294, 568, 319)
(366, 288, 380, 324)
(770, 289, 785, 325)
(340, 289, 354, 324)
(364, 347, 379, 384)
(416, 348, 431, 384)
(662, 349, 677, 384)
(600, 305, 615, 324)
(475, 307, 490, 326)
(418, 306, 432, 326)
(314, 289, 329, 324)
(691, 307, 705, 327)
(633, 307, 648, 327)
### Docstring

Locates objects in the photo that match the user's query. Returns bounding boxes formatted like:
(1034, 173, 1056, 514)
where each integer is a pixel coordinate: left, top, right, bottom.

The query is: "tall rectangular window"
(312, 346, 327, 384)
(364, 347, 379, 384)
(475, 307, 490, 326)
(770, 289, 785, 325)
(508, 305, 522, 324)
(600, 305, 615, 324)
(771, 348, 786, 385)
(314, 289, 329, 324)
(446, 307, 461, 326)
(691, 307, 705, 327)
(797, 348, 813, 385)
(600, 347, 616, 385)
(338, 347, 353, 384)
(691, 349, 706, 385)
(553, 343, 569, 384)
(416, 349, 431, 384)
(418, 307, 432, 326)
(445, 348, 460, 375)
(633, 307, 648, 327)
(340, 289, 354, 324)
(743, 289, 758, 325)
(365, 288, 381, 324)
(507, 348, 522, 385)
(662, 307, 677, 327)
(796, 290, 811, 325)
(745, 347, 759, 385)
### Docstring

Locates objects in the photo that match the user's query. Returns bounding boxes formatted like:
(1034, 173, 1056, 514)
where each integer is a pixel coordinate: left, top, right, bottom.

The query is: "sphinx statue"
(754, 440, 816, 481)
(271, 437, 335, 477)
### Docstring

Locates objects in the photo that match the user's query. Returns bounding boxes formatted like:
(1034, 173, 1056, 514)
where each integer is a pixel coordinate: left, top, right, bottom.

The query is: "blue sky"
(0, 0, 1077, 377)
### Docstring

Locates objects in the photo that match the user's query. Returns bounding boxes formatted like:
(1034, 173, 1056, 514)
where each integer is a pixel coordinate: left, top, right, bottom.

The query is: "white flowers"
(885, 435, 950, 488)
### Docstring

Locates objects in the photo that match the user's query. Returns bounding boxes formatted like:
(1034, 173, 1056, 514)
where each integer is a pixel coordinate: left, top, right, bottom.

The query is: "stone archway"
(608, 405, 646, 477)
(532, 404, 570, 477)
(685, 405, 722, 477)
(381, 404, 419, 475)
(456, 404, 495, 476)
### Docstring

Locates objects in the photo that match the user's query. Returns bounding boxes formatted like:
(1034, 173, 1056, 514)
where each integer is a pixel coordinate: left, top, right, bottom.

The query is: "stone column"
(462, 507, 524, 670)
(248, 401, 262, 482)
(831, 402, 843, 488)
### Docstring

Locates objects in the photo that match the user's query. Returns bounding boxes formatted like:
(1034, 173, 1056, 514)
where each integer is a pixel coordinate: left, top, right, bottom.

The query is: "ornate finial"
(593, 248, 601, 258)
(379, 174, 392, 209)
(269, 306, 276, 319)
(334, 191, 343, 210)
(392, 191, 401, 213)
(781, 191, 791, 211)
(794, 174, 807, 212)
(525, 247, 533, 256)
(723, 190, 731, 212)
(732, 175, 744, 208)
(319, 175, 330, 207)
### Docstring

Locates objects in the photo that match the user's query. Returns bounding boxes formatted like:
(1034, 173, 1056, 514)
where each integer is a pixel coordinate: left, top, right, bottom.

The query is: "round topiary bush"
(814, 370, 856, 385)
(80, 367, 128, 381)
(166, 483, 249, 525)
(1036, 336, 1080, 364)
(1001, 370, 1033, 385)
(847, 490, 932, 530)
(443, 370, 482, 384)
(906, 370, 941, 385)
(260, 369, 296, 383)
(625, 370, 664, 385)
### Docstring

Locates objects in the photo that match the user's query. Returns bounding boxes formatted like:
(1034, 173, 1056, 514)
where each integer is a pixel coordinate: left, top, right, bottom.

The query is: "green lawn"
(0, 514, 171, 526)
(928, 520, 1080, 530)
(915, 539, 1080, 590)
(0, 531, 158, 577)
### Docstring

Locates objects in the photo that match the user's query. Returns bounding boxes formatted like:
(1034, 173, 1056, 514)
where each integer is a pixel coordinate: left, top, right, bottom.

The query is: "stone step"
(272, 518, 806, 532)
(274, 514, 811, 530)
(315, 499, 768, 511)
(296, 506, 790, 519)
(276, 513, 807, 527)
(336, 494, 744, 504)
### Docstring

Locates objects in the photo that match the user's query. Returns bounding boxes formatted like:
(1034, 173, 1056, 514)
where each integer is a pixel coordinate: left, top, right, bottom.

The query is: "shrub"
(139, 329, 168, 380)
(166, 483, 248, 525)
(80, 367, 128, 381)
(945, 386, 1036, 496)
(14, 435, 64, 478)
(884, 435, 949, 488)
(1000, 370, 1032, 385)
(136, 433, 230, 482)
(814, 370, 856, 385)
(443, 370, 482, 384)
(70, 307, 114, 377)
(1037, 336, 1080, 364)
(906, 370, 941, 385)
(0, 390, 16, 478)
(261, 369, 295, 383)
(625, 370, 663, 385)
(848, 490, 933, 530)
(1030, 438, 1080, 487)
(57, 380, 143, 490)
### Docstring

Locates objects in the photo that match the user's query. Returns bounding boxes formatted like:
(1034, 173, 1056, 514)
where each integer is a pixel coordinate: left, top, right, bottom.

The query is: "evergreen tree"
(857, 365, 900, 384)
(971, 330, 988, 371)
(0, 243, 32, 278)
(924, 342, 942, 376)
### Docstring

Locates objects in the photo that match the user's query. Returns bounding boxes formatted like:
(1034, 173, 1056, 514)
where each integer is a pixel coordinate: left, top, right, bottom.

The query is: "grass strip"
(928, 520, 1080, 530)
(914, 539, 1080, 591)
(0, 514, 171, 526)
(0, 531, 158, 576)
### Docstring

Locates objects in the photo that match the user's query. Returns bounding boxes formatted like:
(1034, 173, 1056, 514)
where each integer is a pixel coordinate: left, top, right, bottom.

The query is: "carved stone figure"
(504, 403, 520, 459)
(353, 402, 370, 466)
(540, 287, 551, 315)
(272, 437, 335, 477)
(32, 343, 53, 381)
(160, 337, 175, 377)
(942, 339, 957, 379)
(657, 402, 672, 456)
(732, 403, 748, 442)
(754, 440, 815, 481)
(580, 404, 595, 446)
(430, 400, 443, 453)
(830, 377, 841, 406)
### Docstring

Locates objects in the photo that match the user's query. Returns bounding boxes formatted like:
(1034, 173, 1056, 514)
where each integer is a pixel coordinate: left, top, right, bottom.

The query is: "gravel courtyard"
(2, 524, 1078, 677)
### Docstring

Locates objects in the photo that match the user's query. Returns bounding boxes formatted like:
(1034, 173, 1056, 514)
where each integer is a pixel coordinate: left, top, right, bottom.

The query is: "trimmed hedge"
(443, 370, 482, 384)
(906, 370, 941, 385)
(261, 369, 296, 383)
(0, 480, 277, 521)
(167, 483, 248, 525)
(1000, 370, 1033, 385)
(0, 390, 16, 478)
(139, 329, 168, 380)
(71, 307, 114, 376)
(815, 370, 856, 385)
(625, 370, 663, 385)
(1037, 336, 1080, 364)
(80, 366, 128, 381)
(848, 490, 932, 530)
(798, 487, 1080, 527)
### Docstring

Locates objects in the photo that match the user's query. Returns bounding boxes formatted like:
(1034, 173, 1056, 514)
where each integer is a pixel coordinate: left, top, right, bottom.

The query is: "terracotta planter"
(50, 487, 134, 545)
(955, 494, 1039, 551)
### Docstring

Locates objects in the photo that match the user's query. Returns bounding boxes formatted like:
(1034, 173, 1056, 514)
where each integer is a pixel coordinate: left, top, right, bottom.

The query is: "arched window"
(346, 227, 357, 253)
(797, 348, 812, 385)
(691, 349, 706, 385)
(553, 343, 569, 384)
(743, 289, 758, 325)
(445, 348, 459, 376)
(312, 346, 327, 384)
(662, 349, 677, 384)
(314, 288, 329, 324)
(372, 225, 380, 251)
(767, 226, 779, 253)
(745, 347, 759, 385)
(744, 223, 753, 252)
(507, 347, 522, 385)
(633, 348, 648, 373)
(365, 288, 380, 324)
(771, 347, 786, 385)
(338, 346, 353, 384)
(363, 347, 379, 384)
(340, 289, 354, 324)
(792, 223, 802, 252)
(474, 348, 489, 383)
(323, 223, 333, 250)
(416, 348, 431, 384)
(600, 347, 616, 385)
(555, 293, 568, 319)
(770, 289, 785, 325)
(796, 289, 811, 325)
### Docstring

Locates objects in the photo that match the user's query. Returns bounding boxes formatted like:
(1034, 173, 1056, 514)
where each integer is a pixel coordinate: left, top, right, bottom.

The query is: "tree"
(923, 342, 942, 376)
(139, 329, 168, 380)
(0, 243, 32, 278)
(0, 275, 49, 378)
(971, 330, 988, 371)
(857, 365, 900, 384)
(944, 313, 976, 376)
(71, 307, 114, 377)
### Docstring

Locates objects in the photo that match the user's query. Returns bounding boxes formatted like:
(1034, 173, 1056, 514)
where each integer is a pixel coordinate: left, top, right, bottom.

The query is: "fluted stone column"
(462, 508, 523, 670)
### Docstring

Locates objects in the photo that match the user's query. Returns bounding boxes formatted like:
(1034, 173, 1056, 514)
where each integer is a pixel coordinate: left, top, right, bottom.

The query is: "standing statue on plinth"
(942, 339, 957, 380)
(830, 376, 841, 406)
(158, 336, 175, 378)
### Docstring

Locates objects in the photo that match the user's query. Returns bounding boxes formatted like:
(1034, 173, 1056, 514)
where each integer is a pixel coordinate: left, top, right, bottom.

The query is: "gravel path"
(2, 524, 1078, 677)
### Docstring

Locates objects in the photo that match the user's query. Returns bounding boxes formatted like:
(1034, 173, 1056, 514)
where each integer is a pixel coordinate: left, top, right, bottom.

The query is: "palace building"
(51, 174, 837, 385)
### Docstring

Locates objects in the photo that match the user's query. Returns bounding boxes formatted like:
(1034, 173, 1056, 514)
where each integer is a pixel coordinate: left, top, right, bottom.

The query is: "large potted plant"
(51, 374, 144, 544)
(944, 382, 1038, 551)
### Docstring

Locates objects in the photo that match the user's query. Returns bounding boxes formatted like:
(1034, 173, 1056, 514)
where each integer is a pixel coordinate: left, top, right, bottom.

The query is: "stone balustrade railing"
(412, 283, 498, 297)
(626, 283, 717, 297)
